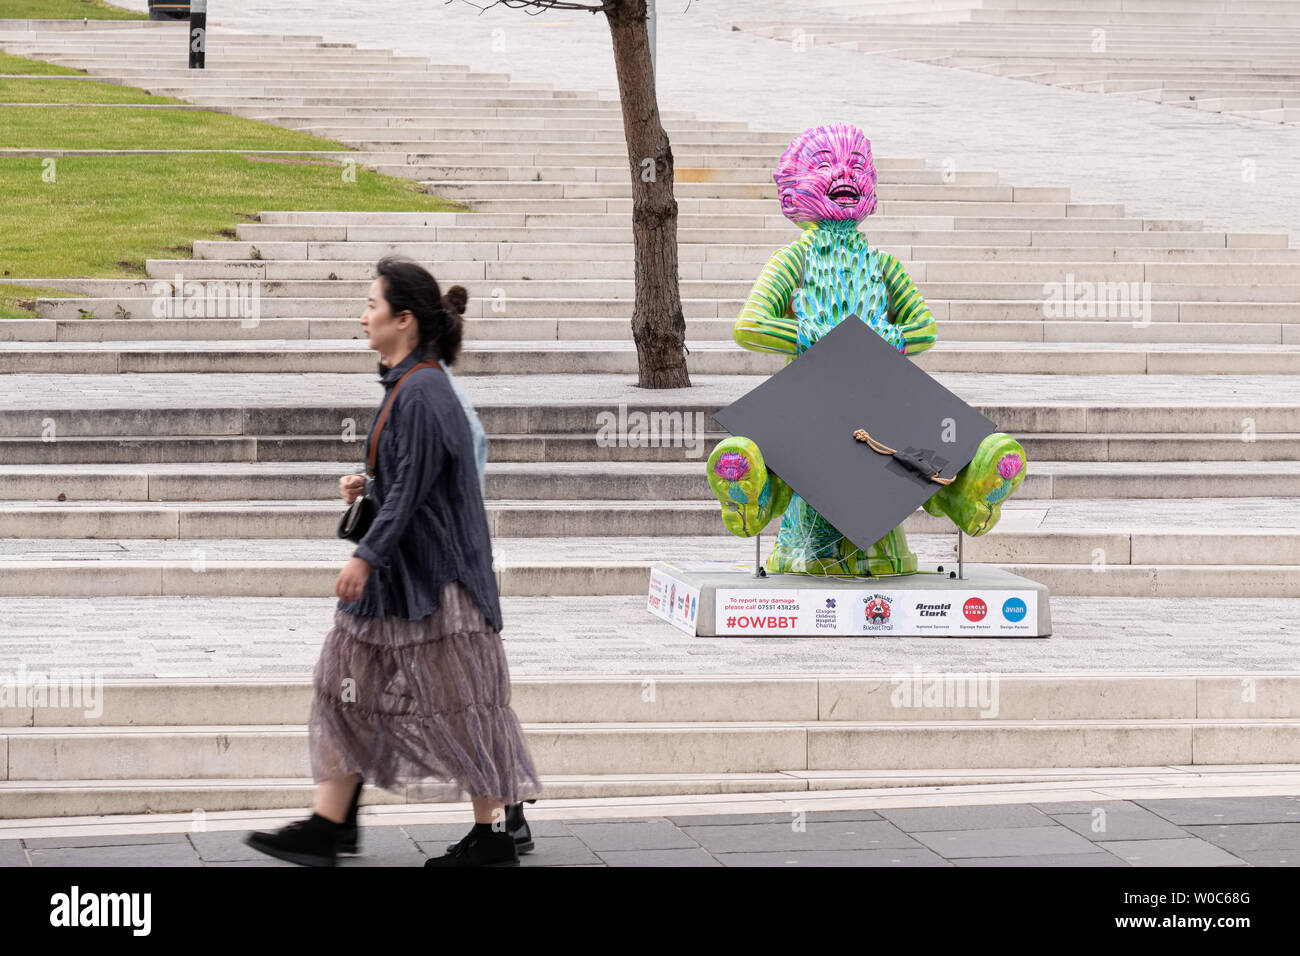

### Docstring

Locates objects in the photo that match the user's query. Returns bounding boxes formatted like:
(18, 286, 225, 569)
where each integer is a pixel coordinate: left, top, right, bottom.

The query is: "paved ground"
(5, 593, 1299, 675)
(2, 793, 1296, 866)
(106, 0, 1300, 239)
(0, 370, 1294, 407)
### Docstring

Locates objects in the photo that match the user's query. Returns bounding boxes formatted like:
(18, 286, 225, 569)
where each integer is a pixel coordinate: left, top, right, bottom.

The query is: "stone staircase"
(729, 0, 1300, 124)
(1, 20, 1298, 816)
(2, 674, 1297, 818)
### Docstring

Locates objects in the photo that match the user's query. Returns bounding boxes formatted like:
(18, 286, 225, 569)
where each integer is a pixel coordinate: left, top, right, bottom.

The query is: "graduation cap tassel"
(852, 429, 956, 485)
(852, 428, 895, 455)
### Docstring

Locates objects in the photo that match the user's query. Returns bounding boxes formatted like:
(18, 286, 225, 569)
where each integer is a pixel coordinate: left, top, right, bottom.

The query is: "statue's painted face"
(773, 122, 878, 225)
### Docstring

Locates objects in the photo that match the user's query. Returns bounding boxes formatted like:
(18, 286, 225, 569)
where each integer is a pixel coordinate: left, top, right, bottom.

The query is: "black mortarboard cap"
(713, 315, 999, 553)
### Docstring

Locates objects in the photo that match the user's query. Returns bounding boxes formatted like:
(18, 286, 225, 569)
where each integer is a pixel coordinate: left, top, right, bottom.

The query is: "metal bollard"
(189, 0, 207, 70)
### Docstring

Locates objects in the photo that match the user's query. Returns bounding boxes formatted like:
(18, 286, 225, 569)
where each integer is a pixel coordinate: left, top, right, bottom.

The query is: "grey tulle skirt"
(308, 579, 544, 806)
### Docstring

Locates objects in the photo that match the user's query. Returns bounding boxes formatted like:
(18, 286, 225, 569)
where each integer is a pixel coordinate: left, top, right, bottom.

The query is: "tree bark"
(604, 0, 690, 388)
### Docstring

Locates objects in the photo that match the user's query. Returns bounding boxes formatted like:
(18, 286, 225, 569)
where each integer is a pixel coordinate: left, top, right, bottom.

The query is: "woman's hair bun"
(442, 284, 469, 316)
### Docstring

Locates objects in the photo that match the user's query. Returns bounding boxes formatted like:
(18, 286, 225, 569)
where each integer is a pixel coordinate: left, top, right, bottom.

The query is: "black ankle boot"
(505, 801, 535, 853)
(443, 800, 535, 856)
(337, 776, 364, 856)
(425, 823, 519, 867)
(244, 812, 345, 867)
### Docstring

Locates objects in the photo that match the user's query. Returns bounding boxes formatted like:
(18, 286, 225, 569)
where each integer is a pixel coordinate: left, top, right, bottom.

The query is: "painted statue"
(706, 121, 1027, 576)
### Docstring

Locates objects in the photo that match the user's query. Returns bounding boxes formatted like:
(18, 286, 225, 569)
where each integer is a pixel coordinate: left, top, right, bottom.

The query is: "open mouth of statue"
(828, 184, 860, 205)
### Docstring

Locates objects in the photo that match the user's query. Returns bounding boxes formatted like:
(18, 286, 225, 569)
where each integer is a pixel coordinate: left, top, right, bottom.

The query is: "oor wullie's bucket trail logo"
(862, 594, 894, 627)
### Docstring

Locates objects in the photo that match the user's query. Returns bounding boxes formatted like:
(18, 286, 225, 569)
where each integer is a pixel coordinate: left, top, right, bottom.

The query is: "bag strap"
(365, 358, 442, 476)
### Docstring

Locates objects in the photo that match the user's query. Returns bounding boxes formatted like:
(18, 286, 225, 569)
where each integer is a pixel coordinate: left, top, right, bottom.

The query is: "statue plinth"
(648, 560, 1051, 637)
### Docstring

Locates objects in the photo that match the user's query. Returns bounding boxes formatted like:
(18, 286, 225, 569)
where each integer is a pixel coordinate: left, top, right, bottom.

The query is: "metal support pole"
(957, 529, 964, 580)
(754, 531, 765, 578)
(189, 0, 207, 70)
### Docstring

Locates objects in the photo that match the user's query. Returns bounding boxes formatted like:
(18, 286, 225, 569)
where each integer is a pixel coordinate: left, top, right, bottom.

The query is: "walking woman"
(245, 255, 544, 867)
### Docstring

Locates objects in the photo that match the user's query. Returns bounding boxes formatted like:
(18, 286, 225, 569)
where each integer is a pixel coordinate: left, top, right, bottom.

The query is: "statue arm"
(881, 251, 937, 356)
(733, 241, 804, 356)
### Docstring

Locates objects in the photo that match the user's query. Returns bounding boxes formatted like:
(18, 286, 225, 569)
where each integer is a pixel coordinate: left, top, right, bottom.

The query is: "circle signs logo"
(1002, 597, 1027, 622)
(963, 597, 987, 622)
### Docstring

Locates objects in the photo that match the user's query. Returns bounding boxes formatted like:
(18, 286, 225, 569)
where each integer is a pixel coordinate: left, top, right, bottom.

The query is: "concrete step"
(152, 248, 1195, 282)
(303, 140, 947, 158)
(0, 429, 1293, 463)
(25, 66, 503, 80)
(210, 227, 1300, 265)
(299, 155, 1003, 181)
(0, 381, 1295, 430)
(183, 94, 613, 108)
(3, 717, 1294, 786)
(23, 55, 440, 66)
(236, 106, 702, 123)
(7, 317, 1298, 345)
(184, 231, 1287, 263)
(283, 117, 755, 134)
(9, 339, 1300, 375)
(30, 258, 1300, 289)
(240, 213, 1203, 235)
(131, 249, 1300, 281)
(0, 454, 1296, 497)
(1, 389, 1296, 435)
(300, 126, 799, 145)
(204, 217, 1274, 240)
(143, 83, 602, 96)
(0, 767, 1220, 819)
(27, 290, 1300, 322)
(2, 484, 1299, 536)
(213, 210, 1125, 231)
(12, 674, 1295, 726)
(0, 530, 1298, 597)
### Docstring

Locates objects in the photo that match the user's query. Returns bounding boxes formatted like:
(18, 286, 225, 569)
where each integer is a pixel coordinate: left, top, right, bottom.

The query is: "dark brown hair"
(373, 255, 467, 375)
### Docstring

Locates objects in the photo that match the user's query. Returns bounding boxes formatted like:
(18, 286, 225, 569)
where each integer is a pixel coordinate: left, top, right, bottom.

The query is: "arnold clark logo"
(914, 600, 951, 619)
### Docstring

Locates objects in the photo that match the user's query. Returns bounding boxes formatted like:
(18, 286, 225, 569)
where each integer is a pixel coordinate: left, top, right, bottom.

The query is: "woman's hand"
(339, 473, 365, 503)
(336, 555, 371, 602)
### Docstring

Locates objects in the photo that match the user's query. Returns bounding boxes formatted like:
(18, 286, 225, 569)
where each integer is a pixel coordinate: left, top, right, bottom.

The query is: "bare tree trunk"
(604, 0, 690, 388)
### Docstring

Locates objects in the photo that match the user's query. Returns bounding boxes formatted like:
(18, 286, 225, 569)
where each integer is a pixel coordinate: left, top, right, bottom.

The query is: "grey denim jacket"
(341, 348, 502, 630)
